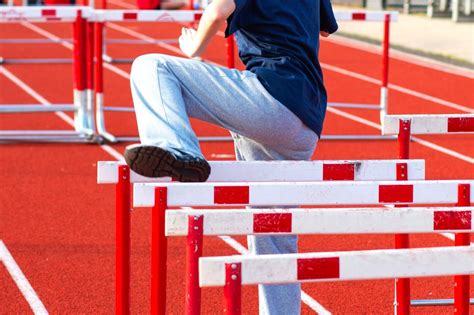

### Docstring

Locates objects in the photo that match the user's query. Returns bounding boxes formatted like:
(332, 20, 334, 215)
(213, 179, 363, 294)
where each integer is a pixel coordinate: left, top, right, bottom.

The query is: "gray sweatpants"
(130, 53, 318, 315)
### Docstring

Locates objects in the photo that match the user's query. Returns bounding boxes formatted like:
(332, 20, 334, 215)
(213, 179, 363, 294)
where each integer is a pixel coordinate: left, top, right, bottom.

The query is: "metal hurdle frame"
(382, 113, 474, 313)
(97, 159, 425, 314)
(0, 6, 96, 142)
(134, 179, 474, 315)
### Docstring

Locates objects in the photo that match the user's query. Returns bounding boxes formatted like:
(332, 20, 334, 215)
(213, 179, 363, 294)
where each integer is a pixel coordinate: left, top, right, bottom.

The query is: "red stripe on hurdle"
(123, 12, 138, 20)
(434, 211, 472, 230)
(194, 13, 203, 20)
(253, 213, 292, 233)
(352, 12, 366, 20)
(297, 257, 340, 280)
(323, 164, 355, 180)
(41, 9, 56, 17)
(447, 117, 474, 132)
(379, 185, 413, 203)
(214, 186, 249, 204)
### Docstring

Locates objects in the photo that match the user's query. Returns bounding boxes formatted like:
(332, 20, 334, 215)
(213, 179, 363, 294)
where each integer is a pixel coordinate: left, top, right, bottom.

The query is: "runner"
(124, 0, 338, 312)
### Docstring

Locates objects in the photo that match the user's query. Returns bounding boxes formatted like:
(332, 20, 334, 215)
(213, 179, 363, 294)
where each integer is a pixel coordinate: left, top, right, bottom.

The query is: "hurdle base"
(411, 298, 474, 306)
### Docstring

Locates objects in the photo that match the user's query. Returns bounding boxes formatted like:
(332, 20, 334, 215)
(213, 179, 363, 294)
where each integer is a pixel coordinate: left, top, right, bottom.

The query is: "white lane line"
(0, 240, 49, 315)
(0, 66, 124, 161)
(0, 66, 75, 126)
(327, 107, 474, 164)
(21, 22, 73, 50)
(321, 63, 474, 114)
(324, 35, 474, 79)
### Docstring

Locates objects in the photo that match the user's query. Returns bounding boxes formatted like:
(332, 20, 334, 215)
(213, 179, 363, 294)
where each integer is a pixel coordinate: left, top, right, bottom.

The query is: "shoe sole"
(124, 145, 210, 182)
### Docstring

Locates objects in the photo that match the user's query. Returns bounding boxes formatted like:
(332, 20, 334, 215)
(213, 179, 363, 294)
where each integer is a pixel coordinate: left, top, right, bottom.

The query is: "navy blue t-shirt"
(225, 0, 338, 137)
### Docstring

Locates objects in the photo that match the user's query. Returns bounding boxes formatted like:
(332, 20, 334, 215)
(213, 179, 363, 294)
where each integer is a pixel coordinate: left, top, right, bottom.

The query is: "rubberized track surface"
(1, 3, 473, 314)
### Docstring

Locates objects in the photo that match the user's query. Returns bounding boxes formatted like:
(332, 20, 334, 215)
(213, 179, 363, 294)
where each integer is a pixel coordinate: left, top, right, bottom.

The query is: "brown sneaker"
(124, 144, 211, 182)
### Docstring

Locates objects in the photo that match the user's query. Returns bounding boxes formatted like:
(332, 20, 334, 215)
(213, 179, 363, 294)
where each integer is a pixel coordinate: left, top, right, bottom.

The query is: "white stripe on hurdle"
(97, 160, 425, 184)
(0, 6, 91, 21)
(133, 180, 474, 207)
(93, 9, 202, 23)
(199, 246, 474, 287)
(333, 11, 398, 22)
(165, 207, 474, 236)
(382, 114, 474, 135)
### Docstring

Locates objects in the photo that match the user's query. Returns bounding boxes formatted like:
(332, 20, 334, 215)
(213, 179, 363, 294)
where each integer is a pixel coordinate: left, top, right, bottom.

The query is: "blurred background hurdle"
(0, 6, 96, 142)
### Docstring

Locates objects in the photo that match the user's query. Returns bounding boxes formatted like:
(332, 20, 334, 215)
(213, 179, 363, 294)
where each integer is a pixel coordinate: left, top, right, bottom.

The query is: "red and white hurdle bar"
(198, 246, 474, 314)
(97, 159, 424, 314)
(383, 114, 474, 135)
(384, 113, 474, 313)
(132, 180, 472, 315)
(133, 180, 473, 208)
(165, 207, 474, 236)
(98, 159, 425, 184)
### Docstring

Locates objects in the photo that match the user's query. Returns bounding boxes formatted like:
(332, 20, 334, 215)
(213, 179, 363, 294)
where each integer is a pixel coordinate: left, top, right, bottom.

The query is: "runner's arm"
(179, 0, 236, 58)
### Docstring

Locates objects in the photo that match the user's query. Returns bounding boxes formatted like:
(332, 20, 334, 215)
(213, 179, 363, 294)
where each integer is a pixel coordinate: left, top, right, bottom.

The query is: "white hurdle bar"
(165, 207, 474, 236)
(133, 180, 474, 207)
(383, 114, 474, 135)
(198, 246, 474, 314)
(199, 246, 474, 287)
(98, 159, 425, 183)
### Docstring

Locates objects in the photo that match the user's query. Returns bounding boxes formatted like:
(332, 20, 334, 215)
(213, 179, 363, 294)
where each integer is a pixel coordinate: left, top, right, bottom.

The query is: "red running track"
(1, 6, 473, 314)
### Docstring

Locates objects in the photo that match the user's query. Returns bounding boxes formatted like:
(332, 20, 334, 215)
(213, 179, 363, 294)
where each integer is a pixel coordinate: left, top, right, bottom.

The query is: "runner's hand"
(179, 27, 198, 58)
(320, 31, 330, 37)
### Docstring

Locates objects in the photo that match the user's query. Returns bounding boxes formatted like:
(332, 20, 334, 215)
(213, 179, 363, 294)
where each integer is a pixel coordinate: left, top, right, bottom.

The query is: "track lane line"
(0, 240, 49, 315)
(327, 107, 474, 163)
(321, 63, 474, 113)
(0, 66, 123, 161)
(13, 22, 474, 163)
(323, 35, 474, 79)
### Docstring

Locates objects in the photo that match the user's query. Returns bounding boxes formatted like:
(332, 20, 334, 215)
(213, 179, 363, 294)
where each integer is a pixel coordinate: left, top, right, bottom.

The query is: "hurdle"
(133, 179, 472, 314)
(89, 10, 399, 143)
(383, 113, 474, 313)
(0, 6, 96, 142)
(97, 159, 424, 314)
(199, 246, 474, 314)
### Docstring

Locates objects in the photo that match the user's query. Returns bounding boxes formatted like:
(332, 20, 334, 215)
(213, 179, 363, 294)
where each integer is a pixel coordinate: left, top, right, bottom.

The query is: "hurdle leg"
(72, 11, 87, 133)
(380, 14, 390, 121)
(395, 119, 411, 315)
(152, 187, 168, 315)
(116, 165, 131, 315)
(224, 263, 242, 315)
(226, 35, 235, 69)
(454, 184, 471, 315)
(85, 20, 95, 134)
(185, 215, 204, 315)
